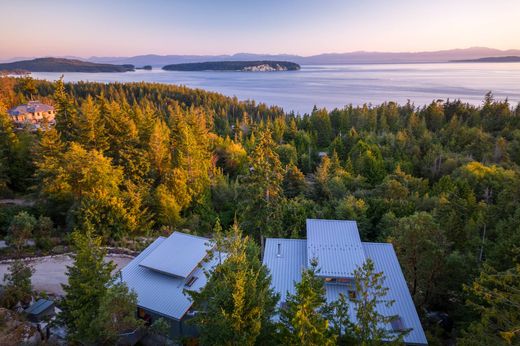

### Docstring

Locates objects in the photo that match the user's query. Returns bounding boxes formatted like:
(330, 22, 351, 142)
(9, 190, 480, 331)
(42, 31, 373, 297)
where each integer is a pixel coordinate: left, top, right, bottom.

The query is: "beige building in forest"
(7, 101, 55, 130)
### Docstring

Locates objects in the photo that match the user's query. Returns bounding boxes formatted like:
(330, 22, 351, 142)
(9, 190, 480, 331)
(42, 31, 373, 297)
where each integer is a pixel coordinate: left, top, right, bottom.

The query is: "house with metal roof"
(7, 100, 55, 130)
(263, 219, 428, 345)
(121, 232, 223, 338)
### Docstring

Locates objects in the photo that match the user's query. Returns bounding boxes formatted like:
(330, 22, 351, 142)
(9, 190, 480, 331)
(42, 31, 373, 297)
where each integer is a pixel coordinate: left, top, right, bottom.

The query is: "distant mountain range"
(0, 58, 134, 73)
(81, 47, 520, 66)
(2, 48, 520, 68)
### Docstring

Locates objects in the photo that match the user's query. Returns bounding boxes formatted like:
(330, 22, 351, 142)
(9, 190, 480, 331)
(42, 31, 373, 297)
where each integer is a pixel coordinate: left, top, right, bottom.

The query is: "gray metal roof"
(121, 232, 223, 320)
(362, 242, 427, 345)
(263, 219, 427, 345)
(306, 219, 366, 278)
(25, 299, 54, 316)
(263, 238, 307, 304)
(139, 232, 212, 278)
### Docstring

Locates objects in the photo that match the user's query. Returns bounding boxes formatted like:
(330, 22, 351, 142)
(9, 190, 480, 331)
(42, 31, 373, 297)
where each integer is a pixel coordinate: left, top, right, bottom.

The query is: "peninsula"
(0, 57, 135, 73)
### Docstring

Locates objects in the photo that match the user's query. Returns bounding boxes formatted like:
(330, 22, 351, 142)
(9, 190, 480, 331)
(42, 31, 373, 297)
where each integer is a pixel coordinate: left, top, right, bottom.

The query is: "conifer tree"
(353, 259, 409, 345)
(60, 226, 115, 344)
(349, 140, 386, 185)
(71, 95, 108, 151)
(328, 293, 356, 344)
(53, 76, 76, 140)
(283, 163, 307, 198)
(310, 108, 333, 147)
(241, 129, 284, 244)
(35, 127, 65, 167)
(188, 221, 278, 346)
(170, 108, 212, 202)
(95, 281, 143, 345)
(389, 212, 449, 308)
(279, 259, 335, 346)
(0, 106, 15, 193)
(0, 259, 33, 308)
(459, 264, 520, 346)
(148, 119, 171, 181)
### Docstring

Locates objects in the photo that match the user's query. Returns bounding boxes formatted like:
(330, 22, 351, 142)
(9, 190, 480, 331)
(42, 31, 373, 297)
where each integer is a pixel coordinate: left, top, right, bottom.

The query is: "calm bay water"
(31, 63, 520, 114)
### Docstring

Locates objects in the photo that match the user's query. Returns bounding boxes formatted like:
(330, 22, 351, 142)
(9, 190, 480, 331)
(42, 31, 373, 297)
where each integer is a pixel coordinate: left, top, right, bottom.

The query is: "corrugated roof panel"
(263, 238, 307, 305)
(139, 232, 212, 278)
(306, 219, 366, 278)
(362, 242, 427, 345)
(263, 219, 427, 345)
(25, 299, 54, 315)
(121, 235, 223, 320)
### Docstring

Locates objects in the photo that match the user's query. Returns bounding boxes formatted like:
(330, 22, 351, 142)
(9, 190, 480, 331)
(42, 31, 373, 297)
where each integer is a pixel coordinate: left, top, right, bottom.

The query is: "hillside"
(162, 60, 300, 71)
(0, 57, 134, 72)
(451, 55, 520, 63)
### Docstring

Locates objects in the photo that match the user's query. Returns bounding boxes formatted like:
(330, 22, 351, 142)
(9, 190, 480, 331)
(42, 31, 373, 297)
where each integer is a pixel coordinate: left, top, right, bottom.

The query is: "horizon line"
(3, 46, 520, 61)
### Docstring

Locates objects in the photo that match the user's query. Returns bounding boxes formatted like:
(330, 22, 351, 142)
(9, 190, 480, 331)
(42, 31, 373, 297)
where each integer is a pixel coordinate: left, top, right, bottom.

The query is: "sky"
(1, 0, 519, 59)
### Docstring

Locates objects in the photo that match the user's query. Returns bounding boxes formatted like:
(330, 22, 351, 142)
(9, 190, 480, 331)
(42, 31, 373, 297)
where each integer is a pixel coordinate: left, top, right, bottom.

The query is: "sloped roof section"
(306, 219, 366, 278)
(25, 299, 54, 316)
(263, 238, 307, 304)
(362, 242, 427, 345)
(121, 235, 224, 320)
(139, 232, 212, 278)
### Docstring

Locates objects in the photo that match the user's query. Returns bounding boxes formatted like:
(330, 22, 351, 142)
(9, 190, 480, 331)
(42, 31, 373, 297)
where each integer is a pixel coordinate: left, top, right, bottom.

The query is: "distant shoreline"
(450, 56, 520, 63)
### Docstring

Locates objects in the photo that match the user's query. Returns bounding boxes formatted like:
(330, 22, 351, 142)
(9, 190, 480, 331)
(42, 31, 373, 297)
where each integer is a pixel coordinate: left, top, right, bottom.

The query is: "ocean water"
(30, 63, 520, 114)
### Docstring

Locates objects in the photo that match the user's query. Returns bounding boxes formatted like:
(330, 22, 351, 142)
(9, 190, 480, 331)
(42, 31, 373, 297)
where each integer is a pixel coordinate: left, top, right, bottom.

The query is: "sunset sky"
(1, 0, 519, 59)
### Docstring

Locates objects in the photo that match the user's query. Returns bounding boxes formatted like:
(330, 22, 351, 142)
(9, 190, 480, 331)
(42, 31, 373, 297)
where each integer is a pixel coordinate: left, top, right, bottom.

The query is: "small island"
(162, 60, 300, 72)
(0, 57, 135, 73)
(451, 56, 520, 63)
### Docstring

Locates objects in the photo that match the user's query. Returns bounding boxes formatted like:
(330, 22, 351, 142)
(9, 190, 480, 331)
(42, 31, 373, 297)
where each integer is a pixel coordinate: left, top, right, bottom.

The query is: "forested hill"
(162, 60, 300, 71)
(0, 76, 519, 344)
(0, 58, 135, 72)
(452, 56, 520, 63)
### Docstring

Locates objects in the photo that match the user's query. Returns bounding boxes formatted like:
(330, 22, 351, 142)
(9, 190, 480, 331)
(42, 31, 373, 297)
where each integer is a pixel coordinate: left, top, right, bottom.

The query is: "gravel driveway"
(0, 254, 133, 296)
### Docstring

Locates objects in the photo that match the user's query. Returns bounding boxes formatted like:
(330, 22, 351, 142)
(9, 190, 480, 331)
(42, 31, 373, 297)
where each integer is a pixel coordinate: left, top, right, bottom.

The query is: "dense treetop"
(0, 76, 519, 344)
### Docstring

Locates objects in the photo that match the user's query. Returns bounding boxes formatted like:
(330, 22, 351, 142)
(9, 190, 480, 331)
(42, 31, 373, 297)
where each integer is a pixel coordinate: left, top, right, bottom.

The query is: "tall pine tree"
(60, 226, 115, 344)
(352, 259, 409, 345)
(279, 260, 336, 346)
(188, 221, 279, 346)
(241, 129, 285, 245)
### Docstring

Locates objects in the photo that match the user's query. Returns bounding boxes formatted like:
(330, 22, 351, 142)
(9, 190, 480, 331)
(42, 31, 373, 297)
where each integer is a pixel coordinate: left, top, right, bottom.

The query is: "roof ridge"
(361, 241, 393, 246)
(307, 218, 356, 223)
(172, 231, 211, 241)
(265, 237, 307, 242)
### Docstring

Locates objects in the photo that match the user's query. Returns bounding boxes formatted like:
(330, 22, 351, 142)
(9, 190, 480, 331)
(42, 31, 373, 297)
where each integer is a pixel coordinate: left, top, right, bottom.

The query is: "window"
(137, 307, 147, 318)
(348, 290, 357, 300)
(185, 276, 198, 287)
(137, 307, 152, 325)
(391, 316, 406, 332)
(324, 277, 353, 285)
